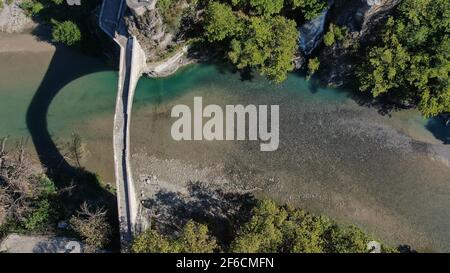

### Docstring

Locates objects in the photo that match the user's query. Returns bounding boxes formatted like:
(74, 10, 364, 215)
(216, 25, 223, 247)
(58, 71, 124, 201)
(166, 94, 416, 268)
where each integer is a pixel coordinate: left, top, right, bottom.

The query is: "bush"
(324, 24, 346, 47)
(51, 20, 81, 46)
(289, 0, 327, 20)
(24, 199, 54, 232)
(307, 57, 320, 79)
(20, 0, 44, 16)
(133, 220, 218, 253)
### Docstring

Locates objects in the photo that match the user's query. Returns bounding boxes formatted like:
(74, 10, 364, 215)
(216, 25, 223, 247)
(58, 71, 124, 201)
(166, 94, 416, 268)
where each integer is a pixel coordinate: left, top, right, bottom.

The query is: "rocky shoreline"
(0, 0, 33, 33)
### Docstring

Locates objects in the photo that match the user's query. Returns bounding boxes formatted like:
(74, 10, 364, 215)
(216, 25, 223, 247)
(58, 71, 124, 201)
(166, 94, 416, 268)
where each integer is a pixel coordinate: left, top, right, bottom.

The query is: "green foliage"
(132, 229, 179, 253)
(20, 0, 44, 16)
(230, 199, 393, 253)
(0, 0, 3, 10)
(51, 20, 81, 46)
(51, 0, 64, 4)
(289, 0, 327, 20)
(204, 2, 241, 42)
(230, 199, 287, 252)
(307, 57, 320, 79)
(133, 199, 396, 253)
(24, 199, 54, 232)
(233, 0, 284, 16)
(6, 0, 12, 5)
(357, 0, 450, 117)
(157, 0, 172, 11)
(327, 225, 369, 253)
(228, 16, 299, 83)
(38, 176, 58, 197)
(324, 23, 346, 47)
(203, 1, 300, 83)
(177, 220, 218, 253)
(132, 220, 217, 253)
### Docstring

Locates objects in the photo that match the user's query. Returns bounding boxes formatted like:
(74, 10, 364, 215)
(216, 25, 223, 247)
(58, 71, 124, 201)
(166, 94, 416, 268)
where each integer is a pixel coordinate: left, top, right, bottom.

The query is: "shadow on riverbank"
(25, 44, 120, 250)
(142, 182, 256, 248)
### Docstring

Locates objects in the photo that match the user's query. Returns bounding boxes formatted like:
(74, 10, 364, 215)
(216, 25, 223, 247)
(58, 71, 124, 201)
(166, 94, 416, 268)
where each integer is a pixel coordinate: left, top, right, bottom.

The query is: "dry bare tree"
(0, 138, 42, 224)
(63, 133, 88, 168)
(70, 202, 111, 252)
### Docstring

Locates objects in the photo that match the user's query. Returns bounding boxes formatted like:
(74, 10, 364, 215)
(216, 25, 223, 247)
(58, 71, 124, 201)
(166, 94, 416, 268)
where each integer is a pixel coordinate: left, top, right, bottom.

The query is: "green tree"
(228, 16, 299, 83)
(289, 0, 327, 20)
(230, 199, 287, 252)
(307, 57, 320, 79)
(204, 1, 241, 42)
(231, 0, 284, 15)
(327, 226, 369, 253)
(230, 199, 390, 253)
(20, 0, 44, 16)
(133, 220, 218, 253)
(324, 23, 346, 47)
(357, 0, 450, 117)
(51, 20, 81, 46)
(24, 199, 54, 232)
(132, 229, 179, 253)
(178, 220, 218, 253)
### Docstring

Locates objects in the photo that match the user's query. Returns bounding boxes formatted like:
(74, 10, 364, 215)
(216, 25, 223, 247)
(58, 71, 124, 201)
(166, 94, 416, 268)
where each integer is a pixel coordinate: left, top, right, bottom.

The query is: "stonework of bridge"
(99, 0, 147, 250)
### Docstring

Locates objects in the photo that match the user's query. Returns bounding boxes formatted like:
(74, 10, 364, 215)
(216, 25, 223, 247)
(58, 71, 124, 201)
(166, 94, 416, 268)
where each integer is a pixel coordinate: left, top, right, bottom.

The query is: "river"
(1, 37, 450, 252)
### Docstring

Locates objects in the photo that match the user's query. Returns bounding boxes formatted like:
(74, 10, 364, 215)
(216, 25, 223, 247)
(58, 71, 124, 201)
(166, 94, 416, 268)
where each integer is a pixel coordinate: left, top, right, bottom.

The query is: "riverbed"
(1, 33, 450, 252)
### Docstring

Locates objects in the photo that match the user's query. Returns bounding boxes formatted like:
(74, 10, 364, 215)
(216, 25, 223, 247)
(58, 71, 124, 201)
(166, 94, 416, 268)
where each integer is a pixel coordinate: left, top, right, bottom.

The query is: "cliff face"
(318, 0, 401, 86)
(125, 9, 174, 62)
(124, 0, 194, 63)
(330, 0, 400, 38)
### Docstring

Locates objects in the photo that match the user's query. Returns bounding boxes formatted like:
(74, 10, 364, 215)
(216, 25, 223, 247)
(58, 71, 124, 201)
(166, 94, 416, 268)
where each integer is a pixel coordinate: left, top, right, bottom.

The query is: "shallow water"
(1, 48, 450, 251)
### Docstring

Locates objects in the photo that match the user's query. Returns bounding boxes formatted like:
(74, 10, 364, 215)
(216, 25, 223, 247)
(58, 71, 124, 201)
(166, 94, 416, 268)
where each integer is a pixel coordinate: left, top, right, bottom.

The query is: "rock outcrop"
(0, 0, 33, 33)
(330, 0, 400, 39)
(124, 8, 173, 62)
(318, 0, 401, 86)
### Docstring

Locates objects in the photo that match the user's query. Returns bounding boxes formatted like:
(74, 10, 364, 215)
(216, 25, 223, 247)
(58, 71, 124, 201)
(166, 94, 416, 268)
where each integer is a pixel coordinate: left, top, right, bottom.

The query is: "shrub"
(133, 220, 218, 253)
(307, 57, 320, 79)
(51, 20, 81, 46)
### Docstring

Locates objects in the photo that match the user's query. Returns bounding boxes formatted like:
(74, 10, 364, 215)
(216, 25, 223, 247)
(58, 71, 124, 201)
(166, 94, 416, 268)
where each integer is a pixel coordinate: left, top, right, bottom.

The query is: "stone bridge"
(99, 0, 147, 250)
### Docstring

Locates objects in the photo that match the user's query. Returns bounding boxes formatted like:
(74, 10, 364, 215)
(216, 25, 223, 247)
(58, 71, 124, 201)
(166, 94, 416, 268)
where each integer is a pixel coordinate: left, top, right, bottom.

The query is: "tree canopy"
(204, 1, 300, 83)
(289, 0, 327, 20)
(132, 220, 218, 253)
(357, 0, 450, 117)
(132, 199, 396, 253)
(51, 20, 81, 46)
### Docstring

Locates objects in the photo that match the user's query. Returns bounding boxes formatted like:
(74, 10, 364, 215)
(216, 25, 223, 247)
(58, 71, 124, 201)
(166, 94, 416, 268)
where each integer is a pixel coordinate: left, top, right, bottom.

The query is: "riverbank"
(129, 64, 450, 252)
(0, 31, 55, 53)
(1, 30, 450, 252)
